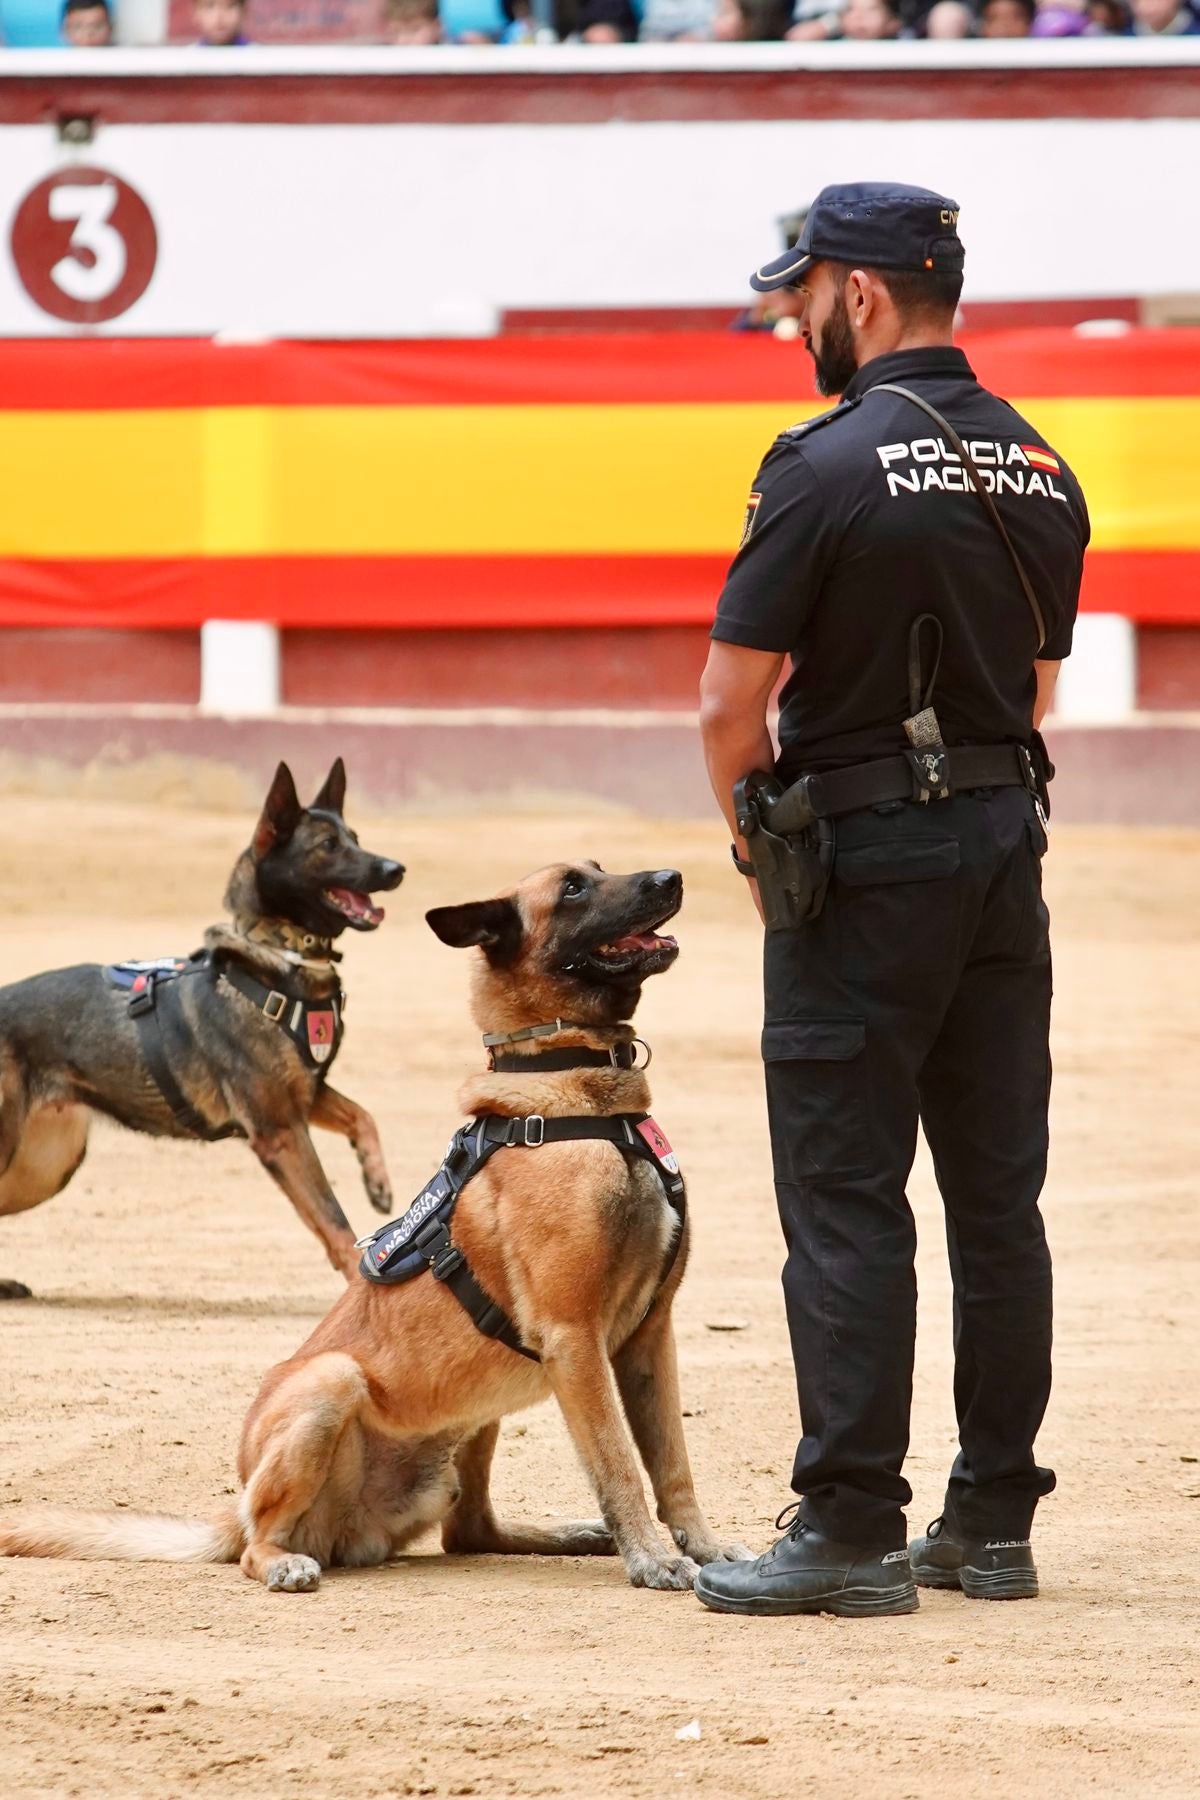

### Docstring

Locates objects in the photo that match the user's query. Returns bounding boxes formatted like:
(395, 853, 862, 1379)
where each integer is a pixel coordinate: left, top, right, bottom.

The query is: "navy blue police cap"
(750, 182, 965, 293)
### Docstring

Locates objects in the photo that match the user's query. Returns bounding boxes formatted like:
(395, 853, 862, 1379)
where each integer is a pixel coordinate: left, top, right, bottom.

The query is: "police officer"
(695, 183, 1089, 1618)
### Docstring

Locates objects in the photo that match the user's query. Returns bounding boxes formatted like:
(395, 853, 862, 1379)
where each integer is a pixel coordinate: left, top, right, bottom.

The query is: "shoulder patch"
(738, 490, 763, 547)
(778, 396, 862, 444)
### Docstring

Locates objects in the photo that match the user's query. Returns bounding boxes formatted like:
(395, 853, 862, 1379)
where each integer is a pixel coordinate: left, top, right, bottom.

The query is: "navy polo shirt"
(711, 346, 1091, 778)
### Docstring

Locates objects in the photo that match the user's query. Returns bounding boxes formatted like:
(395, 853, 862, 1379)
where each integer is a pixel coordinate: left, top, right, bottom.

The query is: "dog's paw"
(558, 1521, 616, 1556)
(681, 1539, 756, 1566)
(265, 1553, 321, 1593)
(628, 1552, 701, 1592)
(366, 1178, 393, 1216)
(0, 1279, 32, 1301)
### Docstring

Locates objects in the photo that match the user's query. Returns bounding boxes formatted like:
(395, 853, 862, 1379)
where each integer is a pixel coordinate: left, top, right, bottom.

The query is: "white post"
(199, 620, 281, 716)
(1052, 614, 1137, 722)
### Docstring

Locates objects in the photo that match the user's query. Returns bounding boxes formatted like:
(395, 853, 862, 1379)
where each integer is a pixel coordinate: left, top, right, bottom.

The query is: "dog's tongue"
(327, 887, 384, 926)
(608, 929, 675, 953)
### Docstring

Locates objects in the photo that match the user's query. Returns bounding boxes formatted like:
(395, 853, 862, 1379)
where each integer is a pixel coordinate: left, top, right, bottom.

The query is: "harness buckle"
(523, 1115, 545, 1147)
(127, 984, 156, 1018)
(430, 1241, 465, 1280)
(413, 1218, 465, 1281)
(262, 990, 288, 1022)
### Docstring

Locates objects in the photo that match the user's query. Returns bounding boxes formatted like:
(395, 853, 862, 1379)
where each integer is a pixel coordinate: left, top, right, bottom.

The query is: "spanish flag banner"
(0, 329, 1196, 630)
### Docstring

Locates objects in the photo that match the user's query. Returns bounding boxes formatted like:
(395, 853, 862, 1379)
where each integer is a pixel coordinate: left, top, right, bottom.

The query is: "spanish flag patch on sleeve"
(739, 492, 763, 547)
(1021, 445, 1061, 475)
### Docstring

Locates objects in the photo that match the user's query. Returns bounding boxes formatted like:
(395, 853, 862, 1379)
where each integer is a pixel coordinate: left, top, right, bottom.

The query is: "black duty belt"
(358, 1112, 686, 1362)
(105, 950, 344, 1141)
(770, 741, 1039, 836)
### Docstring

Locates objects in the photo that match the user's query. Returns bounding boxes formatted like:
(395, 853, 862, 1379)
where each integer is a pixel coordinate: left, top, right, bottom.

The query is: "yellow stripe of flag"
(0, 398, 1195, 559)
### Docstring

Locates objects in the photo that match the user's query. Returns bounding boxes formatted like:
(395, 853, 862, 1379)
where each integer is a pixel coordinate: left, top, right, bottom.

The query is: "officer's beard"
(809, 292, 858, 398)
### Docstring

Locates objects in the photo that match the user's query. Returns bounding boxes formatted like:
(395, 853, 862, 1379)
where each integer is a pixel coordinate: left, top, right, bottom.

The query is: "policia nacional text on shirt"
(696, 184, 1089, 1619)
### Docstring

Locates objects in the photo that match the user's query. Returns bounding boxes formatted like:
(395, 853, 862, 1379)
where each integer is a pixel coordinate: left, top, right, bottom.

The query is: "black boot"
(694, 1505, 918, 1619)
(908, 1515, 1039, 1600)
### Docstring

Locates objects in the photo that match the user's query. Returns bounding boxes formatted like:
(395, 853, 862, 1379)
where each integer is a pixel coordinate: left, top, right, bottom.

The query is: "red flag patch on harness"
(307, 1010, 336, 1064)
(636, 1116, 680, 1175)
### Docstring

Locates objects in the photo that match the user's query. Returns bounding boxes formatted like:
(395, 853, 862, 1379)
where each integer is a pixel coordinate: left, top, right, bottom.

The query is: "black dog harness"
(103, 951, 344, 1141)
(358, 1111, 686, 1362)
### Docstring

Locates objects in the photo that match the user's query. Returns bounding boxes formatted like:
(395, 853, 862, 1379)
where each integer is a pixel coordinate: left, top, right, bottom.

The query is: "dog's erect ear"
(426, 898, 522, 963)
(252, 762, 302, 858)
(312, 757, 347, 816)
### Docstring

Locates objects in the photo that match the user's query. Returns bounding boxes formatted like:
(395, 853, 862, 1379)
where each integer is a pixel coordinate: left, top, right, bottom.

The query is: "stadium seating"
(0, 0, 64, 45)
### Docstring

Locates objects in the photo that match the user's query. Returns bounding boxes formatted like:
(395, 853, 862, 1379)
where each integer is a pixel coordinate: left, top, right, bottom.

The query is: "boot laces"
(773, 1500, 808, 1540)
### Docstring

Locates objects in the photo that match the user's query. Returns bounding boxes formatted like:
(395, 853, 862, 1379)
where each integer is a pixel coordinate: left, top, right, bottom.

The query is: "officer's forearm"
(699, 704, 775, 849)
(699, 642, 783, 850)
(1033, 659, 1061, 729)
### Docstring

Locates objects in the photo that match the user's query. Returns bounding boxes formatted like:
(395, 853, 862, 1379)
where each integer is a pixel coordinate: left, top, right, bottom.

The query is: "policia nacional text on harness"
(734, 383, 1054, 933)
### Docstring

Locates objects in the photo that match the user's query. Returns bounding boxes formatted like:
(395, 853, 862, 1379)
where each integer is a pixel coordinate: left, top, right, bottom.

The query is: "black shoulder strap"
(475, 1114, 686, 1203)
(128, 971, 240, 1142)
(868, 381, 1047, 654)
(779, 395, 861, 446)
(218, 959, 343, 1072)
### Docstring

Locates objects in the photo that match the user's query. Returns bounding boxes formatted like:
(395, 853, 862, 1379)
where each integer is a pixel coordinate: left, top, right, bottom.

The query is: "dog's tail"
(0, 1502, 243, 1565)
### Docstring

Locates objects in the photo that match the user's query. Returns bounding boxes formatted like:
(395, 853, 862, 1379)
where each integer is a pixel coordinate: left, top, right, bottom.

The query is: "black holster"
(1028, 729, 1055, 820)
(734, 771, 835, 933)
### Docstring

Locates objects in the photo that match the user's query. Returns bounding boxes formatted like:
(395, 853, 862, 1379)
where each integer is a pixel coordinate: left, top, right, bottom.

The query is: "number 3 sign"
(10, 166, 157, 324)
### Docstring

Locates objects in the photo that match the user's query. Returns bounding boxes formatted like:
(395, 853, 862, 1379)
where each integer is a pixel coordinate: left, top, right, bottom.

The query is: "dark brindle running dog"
(0, 863, 748, 1593)
(0, 759, 403, 1295)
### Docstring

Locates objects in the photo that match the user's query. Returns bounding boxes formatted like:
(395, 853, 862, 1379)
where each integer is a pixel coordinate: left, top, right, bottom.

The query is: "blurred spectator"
(1131, 0, 1199, 29)
(733, 205, 810, 335)
(1086, 0, 1132, 28)
(714, 0, 792, 36)
(62, 0, 112, 41)
(1032, 0, 1087, 31)
(923, 0, 972, 31)
(978, 0, 1034, 33)
(194, 0, 252, 42)
(838, 0, 898, 33)
(638, 0, 718, 35)
(577, 0, 638, 34)
(786, 0, 844, 34)
(381, 0, 443, 37)
(496, 0, 543, 41)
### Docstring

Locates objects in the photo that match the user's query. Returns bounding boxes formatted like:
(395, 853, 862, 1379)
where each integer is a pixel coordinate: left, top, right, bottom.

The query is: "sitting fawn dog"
(0, 863, 746, 1594)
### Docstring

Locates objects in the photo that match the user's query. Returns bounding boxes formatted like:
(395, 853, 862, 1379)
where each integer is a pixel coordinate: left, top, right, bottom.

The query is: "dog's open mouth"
(583, 915, 679, 976)
(323, 887, 385, 929)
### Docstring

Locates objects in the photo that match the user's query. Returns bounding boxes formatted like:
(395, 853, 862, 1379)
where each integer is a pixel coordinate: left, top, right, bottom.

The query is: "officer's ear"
(845, 267, 874, 329)
(426, 897, 523, 965)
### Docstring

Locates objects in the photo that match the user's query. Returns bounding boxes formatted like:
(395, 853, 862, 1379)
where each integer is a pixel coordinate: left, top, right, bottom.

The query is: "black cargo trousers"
(763, 783, 1057, 1550)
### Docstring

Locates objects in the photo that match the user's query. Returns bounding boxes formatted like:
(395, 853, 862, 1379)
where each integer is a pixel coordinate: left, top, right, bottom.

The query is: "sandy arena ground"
(1, 795, 1198, 1799)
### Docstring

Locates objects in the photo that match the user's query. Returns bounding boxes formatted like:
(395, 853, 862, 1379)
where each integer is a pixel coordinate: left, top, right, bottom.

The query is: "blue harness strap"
(358, 1113, 687, 1362)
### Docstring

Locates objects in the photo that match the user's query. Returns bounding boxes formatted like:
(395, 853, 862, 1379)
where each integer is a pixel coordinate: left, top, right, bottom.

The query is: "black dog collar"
(483, 1019, 649, 1074)
(490, 1042, 642, 1074)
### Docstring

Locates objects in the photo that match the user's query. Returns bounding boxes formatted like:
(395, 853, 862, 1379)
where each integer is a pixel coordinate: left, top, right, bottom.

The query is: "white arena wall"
(1, 42, 1198, 338)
